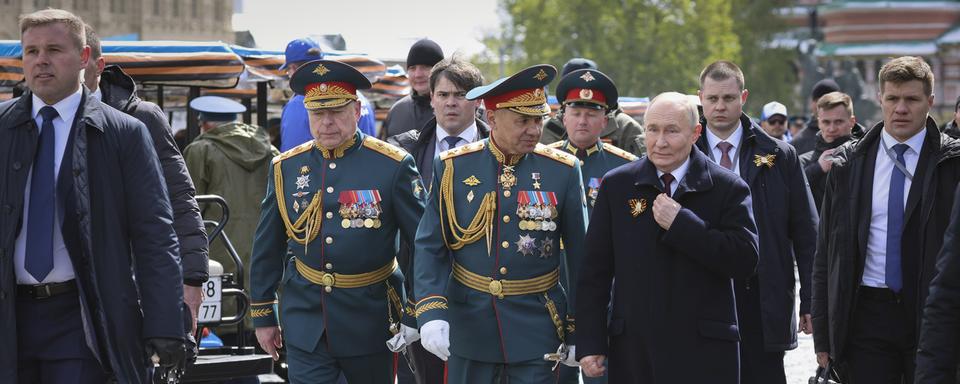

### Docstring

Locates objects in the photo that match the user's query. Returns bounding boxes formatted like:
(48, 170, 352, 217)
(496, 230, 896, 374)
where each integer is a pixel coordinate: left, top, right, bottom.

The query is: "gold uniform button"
(325, 237, 333, 244)
(329, 162, 337, 169)
(325, 212, 333, 219)
(501, 241, 509, 249)
(499, 267, 508, 275)
(502, 215, 510, 223)
(326, 186, 334, 193)
(325, 263, 333, 270)
(503, 190, 512, 198)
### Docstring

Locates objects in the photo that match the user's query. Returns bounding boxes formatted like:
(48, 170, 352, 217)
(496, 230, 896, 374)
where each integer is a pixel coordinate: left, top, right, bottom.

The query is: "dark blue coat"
(695, 114, 819, 351)
(576, 148, 758, 383)
(0, 90, 184, 383)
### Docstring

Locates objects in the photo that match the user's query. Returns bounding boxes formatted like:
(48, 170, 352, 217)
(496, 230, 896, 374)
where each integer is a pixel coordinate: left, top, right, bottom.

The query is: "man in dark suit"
(577, 92, 759, 383)
(386, 56, 488, 384)
(813, 56, 960, 383)
(916, 182, 960, 383)
(696, 60, 819, 384)
(0, 9, 185, 383)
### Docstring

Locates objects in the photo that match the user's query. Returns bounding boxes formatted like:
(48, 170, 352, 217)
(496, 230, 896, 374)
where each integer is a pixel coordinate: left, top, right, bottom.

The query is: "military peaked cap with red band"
(291, 59, 372, 110)
(555, 68, 619, 111)
(465, 64, 557, 116)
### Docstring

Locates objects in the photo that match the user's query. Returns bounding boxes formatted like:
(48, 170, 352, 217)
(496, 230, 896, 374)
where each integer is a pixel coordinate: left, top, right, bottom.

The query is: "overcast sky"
(233, 0, 502, 60)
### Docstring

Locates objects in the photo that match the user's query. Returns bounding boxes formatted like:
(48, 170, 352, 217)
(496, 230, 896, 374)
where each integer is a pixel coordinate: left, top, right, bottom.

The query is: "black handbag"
(808, 360, 842, 384)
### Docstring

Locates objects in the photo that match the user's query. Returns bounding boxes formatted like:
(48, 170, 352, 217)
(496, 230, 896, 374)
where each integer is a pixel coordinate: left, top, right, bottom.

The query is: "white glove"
(561, 345, 579, 367)
(420, 320, 450, 361)
(402, 324, 420, 344)
(385, 324, 421, 352)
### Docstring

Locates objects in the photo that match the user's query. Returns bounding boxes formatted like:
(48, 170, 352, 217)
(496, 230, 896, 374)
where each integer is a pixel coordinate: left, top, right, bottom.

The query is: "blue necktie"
(443, 136, 462, 151)
(26, 106, 58, 282)
(886, 143, 909, 293)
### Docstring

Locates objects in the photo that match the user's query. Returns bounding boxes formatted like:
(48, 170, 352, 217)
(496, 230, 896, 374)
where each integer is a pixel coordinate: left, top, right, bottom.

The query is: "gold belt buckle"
(488, 280, 504, 299)
(320, 273, 336, 289)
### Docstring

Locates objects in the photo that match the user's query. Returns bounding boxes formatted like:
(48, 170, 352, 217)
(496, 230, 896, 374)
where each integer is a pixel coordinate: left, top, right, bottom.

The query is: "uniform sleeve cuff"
(564, 315, 576, 344)
(414, 295, 448, 326)
(250, 300, 279, 327)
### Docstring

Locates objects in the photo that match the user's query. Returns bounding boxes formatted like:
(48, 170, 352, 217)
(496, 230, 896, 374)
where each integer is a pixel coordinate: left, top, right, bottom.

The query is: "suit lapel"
(673, 150, 713, 200)
(904, 130, 938, 223)
(855, 139, 878, 267)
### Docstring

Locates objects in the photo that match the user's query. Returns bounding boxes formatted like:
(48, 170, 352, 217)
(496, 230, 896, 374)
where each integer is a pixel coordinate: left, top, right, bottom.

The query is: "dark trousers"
(285, 334, 393, 384)
(843, 287, 916, 384)
(16, 289, 108, 384)
(735, 276, 787, 384)
(397, 340, 446, 384)
(447, 355, 557, 384)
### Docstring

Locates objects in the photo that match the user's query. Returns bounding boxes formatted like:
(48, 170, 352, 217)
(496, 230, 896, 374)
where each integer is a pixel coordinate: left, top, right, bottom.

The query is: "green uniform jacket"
(414, 139, 589, 363)
(250, 131, 426, 357)
(541, 109, 645, 156)
(547, 140, 638, 213)
(184, 122, 278, 286)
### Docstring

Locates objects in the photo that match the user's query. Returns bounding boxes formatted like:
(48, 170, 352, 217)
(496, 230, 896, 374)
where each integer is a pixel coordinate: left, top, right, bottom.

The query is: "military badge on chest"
(517, 191, 558, 231)
(587, 178, 601, 207)
(292, 166, 312, 213)
(338, 190, 383, 229)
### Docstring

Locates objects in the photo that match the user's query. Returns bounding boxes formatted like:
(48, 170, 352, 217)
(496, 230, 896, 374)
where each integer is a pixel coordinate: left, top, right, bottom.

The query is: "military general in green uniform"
(547, 68, 637, 384)
(414, 64, 589, 383)
(249, 60, 426, 384)
(540, 58, 645, 156)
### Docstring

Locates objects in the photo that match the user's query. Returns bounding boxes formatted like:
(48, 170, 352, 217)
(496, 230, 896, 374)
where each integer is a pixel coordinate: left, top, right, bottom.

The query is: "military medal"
(531, 173, 541, 190)
(341, 219, 351, 229)
(296, 166, 311, 190)
(500, 165, 517, 190)
(293, 200, 301, 213)
(338, 190, 383, 229)
(587, 178, 601, 207)
(467, 190, 475, 203)
(539, 238, 554, 258)
(515, 234, 537, 256)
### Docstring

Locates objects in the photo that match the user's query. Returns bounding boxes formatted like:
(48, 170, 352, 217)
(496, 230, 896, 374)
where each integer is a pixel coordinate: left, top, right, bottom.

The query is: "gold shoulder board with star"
(533, 144, 576, 167)
(547, 141, 564, 149)
(601, 143, 639, 161)
(362, 136, 407, 162)
(273, 140, 315, 164)
(440, 140, 485, 161)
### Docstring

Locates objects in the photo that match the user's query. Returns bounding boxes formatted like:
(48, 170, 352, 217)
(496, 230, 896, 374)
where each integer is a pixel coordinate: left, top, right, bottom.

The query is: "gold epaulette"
(534, 144, 577, 167)
(273, 140, 314, 164)
(602, 143, 639, 161)
(363, 136, 407, 162)
(440, 140, 485, 160)
(547, 141, 564, 149)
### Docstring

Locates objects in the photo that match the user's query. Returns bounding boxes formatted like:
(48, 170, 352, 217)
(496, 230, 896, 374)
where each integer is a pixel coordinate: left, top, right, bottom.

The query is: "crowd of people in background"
(9, 7, 960, 384)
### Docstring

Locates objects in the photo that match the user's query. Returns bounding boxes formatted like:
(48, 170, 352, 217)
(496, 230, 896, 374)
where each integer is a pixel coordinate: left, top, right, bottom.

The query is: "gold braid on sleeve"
(438, 158, 496, 255)
(274, 161, 323, 245)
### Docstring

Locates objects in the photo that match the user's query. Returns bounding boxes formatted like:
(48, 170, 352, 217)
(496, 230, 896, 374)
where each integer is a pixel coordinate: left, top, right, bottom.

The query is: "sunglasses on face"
(766, 118, 786, 125)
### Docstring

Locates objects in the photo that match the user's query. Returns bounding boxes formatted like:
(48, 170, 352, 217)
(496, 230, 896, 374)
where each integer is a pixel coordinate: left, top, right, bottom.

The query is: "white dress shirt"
(862, 128, 926, 288)
(14, 87, 83, 284)
(656, 156, 691, 196)
(705, 124, 744, 176)
(435, 122, 478, 154)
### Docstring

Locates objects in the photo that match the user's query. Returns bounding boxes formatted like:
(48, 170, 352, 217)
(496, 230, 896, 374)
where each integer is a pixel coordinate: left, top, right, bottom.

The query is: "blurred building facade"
(0, 0, 234, 43)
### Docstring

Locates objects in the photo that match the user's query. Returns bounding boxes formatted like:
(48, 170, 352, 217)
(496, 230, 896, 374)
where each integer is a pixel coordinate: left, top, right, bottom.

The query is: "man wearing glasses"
(759, 101, 789, 140)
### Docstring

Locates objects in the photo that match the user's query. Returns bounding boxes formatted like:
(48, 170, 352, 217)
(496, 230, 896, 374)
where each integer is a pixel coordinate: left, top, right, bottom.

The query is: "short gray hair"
(649, 91, 700, 128)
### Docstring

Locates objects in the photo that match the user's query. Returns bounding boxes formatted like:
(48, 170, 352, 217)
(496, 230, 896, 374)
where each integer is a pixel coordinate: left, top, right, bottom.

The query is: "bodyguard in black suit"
(0, 9, 185, 383)
(696, 61, 819, 384)
(916, 182, 960, 383)
(813, 56, 960, 383)
(386, 57, 488, 384)
(577, 92, 759, 383)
